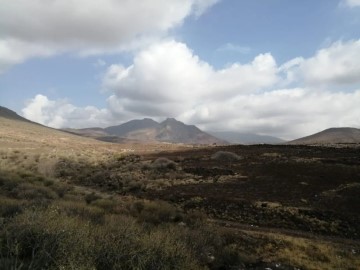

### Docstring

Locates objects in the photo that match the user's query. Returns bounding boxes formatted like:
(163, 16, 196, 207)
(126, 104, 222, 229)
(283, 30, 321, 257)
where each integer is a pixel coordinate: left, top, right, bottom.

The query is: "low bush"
(84, 192, 101, 204)
(152, 157, 177, 171)
(0, 197, 24, 218)
(129, 200, 183, 225)
(211, 151, 242, 162)
(0, 208, 203, 269)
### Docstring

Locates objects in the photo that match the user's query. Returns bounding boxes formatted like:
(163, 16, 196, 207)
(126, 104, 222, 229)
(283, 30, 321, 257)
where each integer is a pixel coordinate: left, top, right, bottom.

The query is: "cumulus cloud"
(103, 40, 278, 116)
(0, 0, 218, 72)
(22, 39, 360, 139)
(300, 40, 360, 85)
(182, 88, 360, 139)
(22, 94, 113, 129)
(101, 39, 360, 139)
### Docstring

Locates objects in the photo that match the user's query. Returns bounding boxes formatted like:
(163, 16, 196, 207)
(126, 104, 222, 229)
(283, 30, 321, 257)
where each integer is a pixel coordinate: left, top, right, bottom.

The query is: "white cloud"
(101, 39, 360, 139)
(0, 39, 56, 73)
(301, 40, 360, 85)
(183, 88, 360, 139)
(22, 94, 113, 129)
(22, 39, 360, 140)
(343, 0, 360, 7)
(0, 0, 218, 73)
(103, 40, 278, 116)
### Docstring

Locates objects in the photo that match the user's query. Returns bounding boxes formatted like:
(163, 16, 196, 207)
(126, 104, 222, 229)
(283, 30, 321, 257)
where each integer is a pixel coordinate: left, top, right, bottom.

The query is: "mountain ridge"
(102, 117, 226, 145)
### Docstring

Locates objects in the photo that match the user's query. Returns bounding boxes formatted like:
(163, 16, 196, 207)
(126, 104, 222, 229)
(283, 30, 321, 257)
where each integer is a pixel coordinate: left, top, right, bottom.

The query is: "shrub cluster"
(0, 209, 200, 270)
(211, 151, 242, 162)
(151, 157, 177, 171)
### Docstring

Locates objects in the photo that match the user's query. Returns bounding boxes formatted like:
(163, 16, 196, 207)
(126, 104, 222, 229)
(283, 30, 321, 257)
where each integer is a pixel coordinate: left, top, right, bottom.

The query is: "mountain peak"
(162, 117, 180, 124)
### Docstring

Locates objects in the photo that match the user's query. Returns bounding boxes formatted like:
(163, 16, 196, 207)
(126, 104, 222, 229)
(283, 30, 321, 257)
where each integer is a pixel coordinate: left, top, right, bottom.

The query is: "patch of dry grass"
(242, 230, 360, 270)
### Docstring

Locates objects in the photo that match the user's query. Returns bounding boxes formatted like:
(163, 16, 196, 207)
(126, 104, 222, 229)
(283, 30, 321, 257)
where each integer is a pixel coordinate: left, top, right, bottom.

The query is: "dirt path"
(210, 219, 360, 246)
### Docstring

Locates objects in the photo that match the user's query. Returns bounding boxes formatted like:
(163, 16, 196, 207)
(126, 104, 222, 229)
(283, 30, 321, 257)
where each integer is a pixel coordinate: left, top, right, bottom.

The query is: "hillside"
(63, 127, 109, 138)
(209, 131, 285, 145)
(155, 118, 225, 144)
(105, 118, 160, 137)
(0, 107, 120, 154)
(0, 106, 34, 123)
(289, 127, 360, 144)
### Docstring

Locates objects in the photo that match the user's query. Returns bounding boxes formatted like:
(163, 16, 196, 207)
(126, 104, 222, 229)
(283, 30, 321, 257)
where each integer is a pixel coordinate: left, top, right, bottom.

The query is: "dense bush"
(129, 200, 182, 225)
(0, 208, 202, 270)
(152, 157, 177, 171)
(211, 151, 242, 162)
(84, 192, 101, 204)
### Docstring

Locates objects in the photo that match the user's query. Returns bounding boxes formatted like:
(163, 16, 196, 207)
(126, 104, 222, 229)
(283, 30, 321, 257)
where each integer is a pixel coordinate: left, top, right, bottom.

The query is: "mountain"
(209, 131, 285, 145)
(0, 106, 33, 123)
(104, 118, 226, 145)
(289, 127, 360, 144)
(156, 118, 225, 144)
(105, 118, 160, 137)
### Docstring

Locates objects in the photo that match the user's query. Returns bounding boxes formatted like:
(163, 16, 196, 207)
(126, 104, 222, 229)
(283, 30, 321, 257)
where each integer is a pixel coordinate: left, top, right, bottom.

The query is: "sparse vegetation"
(1, 115, 360, 269)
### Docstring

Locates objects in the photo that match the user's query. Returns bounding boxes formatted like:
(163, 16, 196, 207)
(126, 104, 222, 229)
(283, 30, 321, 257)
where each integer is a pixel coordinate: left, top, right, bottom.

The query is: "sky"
(0, 0, 360, 140)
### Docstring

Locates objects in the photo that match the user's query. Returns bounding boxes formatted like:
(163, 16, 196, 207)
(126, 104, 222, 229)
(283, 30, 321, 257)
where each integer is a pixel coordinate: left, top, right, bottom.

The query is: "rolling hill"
(0, 106, 120, 153)
(209, 131, 285, 145)
(289, 127, 360, 144)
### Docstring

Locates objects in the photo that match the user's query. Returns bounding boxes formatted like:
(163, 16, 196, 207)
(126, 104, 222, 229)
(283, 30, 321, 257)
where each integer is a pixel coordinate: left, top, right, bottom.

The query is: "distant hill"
(67, 118, 226, 145)
(289, 128, 360, 144)
(156, 118, 227, 144)
(209, 131, 285, 145)
(105, 118, 226, 145)
(105, 118, 160, 137)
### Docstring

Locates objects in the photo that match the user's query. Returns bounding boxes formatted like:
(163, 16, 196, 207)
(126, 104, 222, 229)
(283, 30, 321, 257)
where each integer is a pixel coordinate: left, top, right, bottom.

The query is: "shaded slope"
(0, 106, 33, 123)
(105, 118, 160, 137)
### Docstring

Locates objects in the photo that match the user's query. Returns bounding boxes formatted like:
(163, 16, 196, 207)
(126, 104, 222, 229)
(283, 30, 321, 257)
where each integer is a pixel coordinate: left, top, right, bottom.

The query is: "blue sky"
(0, 0, 360, 139)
